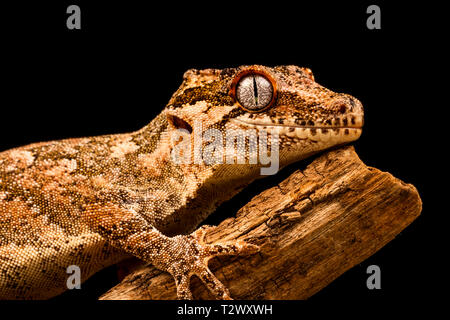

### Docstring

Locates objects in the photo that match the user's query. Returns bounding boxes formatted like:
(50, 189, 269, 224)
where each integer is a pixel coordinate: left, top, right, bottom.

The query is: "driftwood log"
(100, 146, 422, 300)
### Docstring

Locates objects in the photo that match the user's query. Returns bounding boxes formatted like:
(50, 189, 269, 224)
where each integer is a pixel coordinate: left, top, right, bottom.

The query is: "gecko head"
(165, 65, 364, 175)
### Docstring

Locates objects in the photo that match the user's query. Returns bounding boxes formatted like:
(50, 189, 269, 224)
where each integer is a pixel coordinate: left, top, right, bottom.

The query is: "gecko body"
(0, 65, 363, 299)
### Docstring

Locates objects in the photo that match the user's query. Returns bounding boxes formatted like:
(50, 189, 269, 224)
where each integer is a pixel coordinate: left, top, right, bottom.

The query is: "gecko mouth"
(231, 118, 363, 129)
(231, 117, 363, 142)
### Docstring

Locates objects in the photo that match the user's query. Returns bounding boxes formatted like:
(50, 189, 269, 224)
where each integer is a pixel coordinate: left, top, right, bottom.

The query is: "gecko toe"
(206, 240, 260, 257)
(196, 266, 233, 300)
(174, 275, 194, 300)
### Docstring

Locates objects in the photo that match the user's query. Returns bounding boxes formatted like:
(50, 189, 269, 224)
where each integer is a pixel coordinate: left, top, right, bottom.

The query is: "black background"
(1, 0, 442, 314)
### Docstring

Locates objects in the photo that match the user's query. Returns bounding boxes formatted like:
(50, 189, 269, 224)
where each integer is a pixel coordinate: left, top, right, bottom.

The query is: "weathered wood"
(100, 146, 422, 300)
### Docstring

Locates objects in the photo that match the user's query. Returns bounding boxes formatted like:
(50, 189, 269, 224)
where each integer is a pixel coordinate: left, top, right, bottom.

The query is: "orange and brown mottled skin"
(0, 65, 363, 299)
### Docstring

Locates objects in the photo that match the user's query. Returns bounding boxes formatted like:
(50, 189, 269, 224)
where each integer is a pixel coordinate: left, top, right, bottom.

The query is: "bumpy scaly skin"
(0, 65, 363, 299)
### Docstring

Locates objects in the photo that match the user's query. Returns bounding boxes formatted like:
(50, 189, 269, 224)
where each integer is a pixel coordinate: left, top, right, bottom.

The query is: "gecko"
(0, 65, 364, 299)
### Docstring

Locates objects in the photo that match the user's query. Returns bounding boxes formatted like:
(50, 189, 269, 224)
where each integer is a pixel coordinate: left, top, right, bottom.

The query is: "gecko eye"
(230, 68, 277, 112)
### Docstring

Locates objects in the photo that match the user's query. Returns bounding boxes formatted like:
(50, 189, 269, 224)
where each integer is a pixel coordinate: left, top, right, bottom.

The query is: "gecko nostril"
(338, 104, 347, 114)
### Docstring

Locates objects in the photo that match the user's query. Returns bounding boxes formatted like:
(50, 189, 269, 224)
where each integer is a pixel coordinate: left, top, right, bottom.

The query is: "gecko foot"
(81, 204, 258, 300)
(163, 225, 260, 300)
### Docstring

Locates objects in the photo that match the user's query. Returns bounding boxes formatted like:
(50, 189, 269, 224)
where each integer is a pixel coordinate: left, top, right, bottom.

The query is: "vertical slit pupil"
(252, 75, 258, 105)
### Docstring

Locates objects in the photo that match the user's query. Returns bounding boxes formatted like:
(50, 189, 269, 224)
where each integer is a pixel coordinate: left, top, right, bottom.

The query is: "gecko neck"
(126, 112, 263, 235)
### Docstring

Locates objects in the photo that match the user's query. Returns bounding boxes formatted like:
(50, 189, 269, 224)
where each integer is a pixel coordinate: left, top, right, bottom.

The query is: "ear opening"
(167, 114, 193, 133)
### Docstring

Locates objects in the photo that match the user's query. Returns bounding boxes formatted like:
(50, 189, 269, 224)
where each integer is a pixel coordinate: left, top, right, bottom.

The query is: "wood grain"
(100, 146, 422, 300)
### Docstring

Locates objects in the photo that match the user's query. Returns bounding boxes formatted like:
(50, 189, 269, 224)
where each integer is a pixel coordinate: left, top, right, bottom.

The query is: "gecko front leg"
(82, 203, 259, 299)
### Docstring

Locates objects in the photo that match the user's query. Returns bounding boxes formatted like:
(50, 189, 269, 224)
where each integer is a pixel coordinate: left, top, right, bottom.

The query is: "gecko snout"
(332, 95, 363, 114)
(330, 95, 364, 126)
